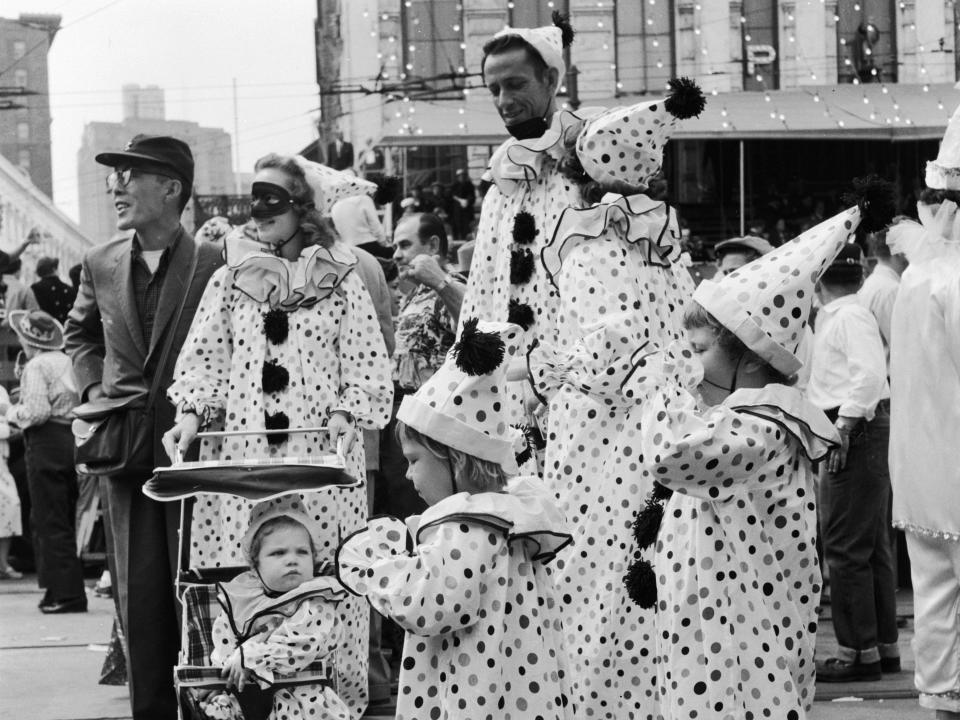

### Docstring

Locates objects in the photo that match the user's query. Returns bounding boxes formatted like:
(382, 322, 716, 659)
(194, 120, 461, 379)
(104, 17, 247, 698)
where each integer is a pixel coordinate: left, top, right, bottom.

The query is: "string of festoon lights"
(354, 1, 954, 139)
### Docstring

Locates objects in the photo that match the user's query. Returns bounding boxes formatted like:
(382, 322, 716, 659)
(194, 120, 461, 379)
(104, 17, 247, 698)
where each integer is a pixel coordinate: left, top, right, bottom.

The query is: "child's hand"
(220, 651, 253, 691)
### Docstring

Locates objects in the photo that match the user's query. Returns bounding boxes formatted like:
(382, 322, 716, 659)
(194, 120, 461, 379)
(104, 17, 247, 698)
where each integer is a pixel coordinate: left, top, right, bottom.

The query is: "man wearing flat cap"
(713, 235, 774, 276)
(64, 135, 223, 719)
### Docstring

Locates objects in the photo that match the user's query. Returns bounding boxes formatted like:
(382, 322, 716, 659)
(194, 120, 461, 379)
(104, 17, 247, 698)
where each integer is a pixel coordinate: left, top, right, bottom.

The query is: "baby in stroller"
(200, 497, 350, 720)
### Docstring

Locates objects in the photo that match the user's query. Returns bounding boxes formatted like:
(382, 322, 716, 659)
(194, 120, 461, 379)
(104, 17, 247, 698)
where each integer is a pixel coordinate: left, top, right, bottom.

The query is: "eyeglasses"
(105, 166, 175, 191)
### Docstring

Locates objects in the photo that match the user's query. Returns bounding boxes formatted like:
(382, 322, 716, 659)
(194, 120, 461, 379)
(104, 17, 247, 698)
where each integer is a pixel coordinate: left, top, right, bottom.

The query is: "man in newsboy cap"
(64, 135, 223, 719)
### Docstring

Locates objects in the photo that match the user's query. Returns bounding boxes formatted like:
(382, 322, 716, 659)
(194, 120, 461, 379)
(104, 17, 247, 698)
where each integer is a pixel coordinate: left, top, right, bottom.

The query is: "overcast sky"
(7, 0, 321, 221)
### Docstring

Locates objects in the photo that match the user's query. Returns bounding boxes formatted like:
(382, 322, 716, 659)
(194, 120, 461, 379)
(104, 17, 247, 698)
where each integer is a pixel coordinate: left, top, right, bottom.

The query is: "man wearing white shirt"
(859, 229, 908, 353)
(810, 243, 900, 682)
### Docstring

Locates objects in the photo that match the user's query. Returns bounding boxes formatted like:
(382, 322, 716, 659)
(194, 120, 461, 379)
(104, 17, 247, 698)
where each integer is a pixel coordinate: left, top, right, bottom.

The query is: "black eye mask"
(251, 181, 295, 219)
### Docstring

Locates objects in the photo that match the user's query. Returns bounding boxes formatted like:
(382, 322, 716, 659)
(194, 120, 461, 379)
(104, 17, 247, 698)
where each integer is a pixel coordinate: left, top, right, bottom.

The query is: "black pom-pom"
(453, 318, 505, 376)
(264, 410, 290, 446)
(624, 558, 658, 609)
(652, 481, 673, 502)
(552, 10, 575, 48)
(373, 176, 402, 206)
(512, 424, 534, 467)
(510, 248, 536, 285)
(262, 360, 290, 394)
(664, 77, 706, 120)
(843, 174, 897, 233)
(262, 308, 289, 345)
(507, 299, 535, 331)
(632, 500, 664, 551)
(512, 211, 539, 245)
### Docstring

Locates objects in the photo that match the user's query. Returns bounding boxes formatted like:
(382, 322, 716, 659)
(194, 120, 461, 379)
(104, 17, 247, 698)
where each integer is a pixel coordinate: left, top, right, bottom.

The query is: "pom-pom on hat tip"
(551, 10, 575, 47)
(664, 77, 706, 120)
(453, 317, 506, 376)
(843, 174, 897, 233)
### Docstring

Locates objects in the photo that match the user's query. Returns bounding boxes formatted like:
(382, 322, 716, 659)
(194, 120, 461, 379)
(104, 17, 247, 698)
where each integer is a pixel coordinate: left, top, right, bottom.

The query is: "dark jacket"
(31, 276, 77, 324)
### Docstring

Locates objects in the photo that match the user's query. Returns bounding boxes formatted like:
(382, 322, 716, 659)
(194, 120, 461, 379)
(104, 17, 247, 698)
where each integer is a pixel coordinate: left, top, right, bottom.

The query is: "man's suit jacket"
(64, 229, 223, 463)
(326, 140, 354, 171)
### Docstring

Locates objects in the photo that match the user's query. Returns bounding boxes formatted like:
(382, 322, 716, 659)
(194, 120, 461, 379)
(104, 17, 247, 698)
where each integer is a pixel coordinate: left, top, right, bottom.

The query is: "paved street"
(0, 575, 928, 719)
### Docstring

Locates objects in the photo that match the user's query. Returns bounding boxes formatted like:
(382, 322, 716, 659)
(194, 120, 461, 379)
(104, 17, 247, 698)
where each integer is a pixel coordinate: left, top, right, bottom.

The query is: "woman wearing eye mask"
(162, 153, 393, 718)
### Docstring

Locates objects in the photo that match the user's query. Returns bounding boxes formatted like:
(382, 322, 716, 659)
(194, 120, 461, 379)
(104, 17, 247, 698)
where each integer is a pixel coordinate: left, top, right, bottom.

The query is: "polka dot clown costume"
(527, 78, 704, 719)
(625, 181, 896, 719)
(336, 320, 576, 720)
(167, 157, 393, 718)
(458, 13, 604, 465)
(207, 498, 352, 720)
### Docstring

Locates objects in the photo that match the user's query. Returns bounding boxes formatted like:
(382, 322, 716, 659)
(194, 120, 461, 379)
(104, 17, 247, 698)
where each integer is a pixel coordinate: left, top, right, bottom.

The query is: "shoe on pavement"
(93, 581, 113, 598)
(817, 656, 882, 682)
(881, 656, 902, 673)
(0, 566, 22, 579)
(39, 596, 88, 614)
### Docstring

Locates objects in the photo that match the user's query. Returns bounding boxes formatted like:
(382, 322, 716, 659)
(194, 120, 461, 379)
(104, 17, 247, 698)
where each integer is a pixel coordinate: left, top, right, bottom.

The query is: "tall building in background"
(77, 85, 234, 242)
(0, 14, 61, 200)
(122, 83, 165, 121)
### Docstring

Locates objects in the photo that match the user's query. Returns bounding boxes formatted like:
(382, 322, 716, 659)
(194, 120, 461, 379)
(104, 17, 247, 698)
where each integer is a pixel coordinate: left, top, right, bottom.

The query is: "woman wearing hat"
(163, 153, 393, 716)
(6, 310, 84, 613)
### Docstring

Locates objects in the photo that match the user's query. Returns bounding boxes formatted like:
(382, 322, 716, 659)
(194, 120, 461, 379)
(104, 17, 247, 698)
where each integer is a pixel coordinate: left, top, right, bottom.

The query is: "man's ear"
(165, 177, 183, 206)
(426, 235, 442, 254)
(546, 66, 560, 95)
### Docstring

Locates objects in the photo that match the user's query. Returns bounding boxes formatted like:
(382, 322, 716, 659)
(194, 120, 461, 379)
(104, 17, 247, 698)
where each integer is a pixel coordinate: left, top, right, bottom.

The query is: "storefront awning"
(379, 82, 957, 146)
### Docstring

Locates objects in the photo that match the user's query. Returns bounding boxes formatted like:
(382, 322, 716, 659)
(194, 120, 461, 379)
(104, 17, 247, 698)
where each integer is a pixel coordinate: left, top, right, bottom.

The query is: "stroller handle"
(176, 426, 346, 465)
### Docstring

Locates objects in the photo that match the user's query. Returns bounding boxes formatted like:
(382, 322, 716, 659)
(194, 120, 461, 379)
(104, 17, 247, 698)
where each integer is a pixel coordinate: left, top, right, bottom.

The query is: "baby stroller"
(142, 427, 357, 720)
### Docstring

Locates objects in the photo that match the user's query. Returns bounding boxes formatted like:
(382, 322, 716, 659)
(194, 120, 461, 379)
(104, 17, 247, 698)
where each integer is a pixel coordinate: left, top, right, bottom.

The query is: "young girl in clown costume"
(620, 179, 895, 718)
(336, 320, 574, 720)
(528, 78, 704, 718)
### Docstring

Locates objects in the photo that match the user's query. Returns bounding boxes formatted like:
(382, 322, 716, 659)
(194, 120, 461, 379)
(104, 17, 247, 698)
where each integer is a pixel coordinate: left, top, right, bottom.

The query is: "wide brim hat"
(9, 310, 64, 351)
(397, 319, 525, 475)
(240, 495, 321, 567)
(95, 134, 194, 187)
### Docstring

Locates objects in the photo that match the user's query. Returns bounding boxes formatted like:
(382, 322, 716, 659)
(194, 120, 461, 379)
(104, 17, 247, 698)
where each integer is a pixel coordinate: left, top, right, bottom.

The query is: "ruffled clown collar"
(541, 192, 684, 287)
(406, 475, 572, 562)
(216, 571, 346, 640)
(485, 106, 605, 195)
(224, 231, 357, 310)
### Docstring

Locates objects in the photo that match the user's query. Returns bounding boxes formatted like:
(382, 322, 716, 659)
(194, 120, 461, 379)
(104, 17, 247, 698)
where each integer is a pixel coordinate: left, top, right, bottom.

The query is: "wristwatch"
(434, 274, 455, 292)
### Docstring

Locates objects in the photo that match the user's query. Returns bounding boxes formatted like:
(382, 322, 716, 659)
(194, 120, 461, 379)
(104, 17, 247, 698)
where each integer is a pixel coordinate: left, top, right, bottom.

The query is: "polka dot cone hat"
(575, 78, 705, 189)
(397, 320, 524, 475)
(693, 207, 863, 377)
(291, 156, 376, 217)
(926, 100, 960, 191)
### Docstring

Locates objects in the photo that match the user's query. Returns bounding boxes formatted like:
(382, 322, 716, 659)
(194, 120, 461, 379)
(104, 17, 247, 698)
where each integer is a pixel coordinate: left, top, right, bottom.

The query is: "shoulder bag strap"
(145, 243, 199, 410)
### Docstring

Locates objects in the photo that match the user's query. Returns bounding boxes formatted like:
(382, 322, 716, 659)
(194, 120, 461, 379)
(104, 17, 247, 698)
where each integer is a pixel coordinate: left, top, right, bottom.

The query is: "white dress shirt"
(807, 294, 889, 420)
(330, 194, 386, 247)
(858, 262, 900, 349)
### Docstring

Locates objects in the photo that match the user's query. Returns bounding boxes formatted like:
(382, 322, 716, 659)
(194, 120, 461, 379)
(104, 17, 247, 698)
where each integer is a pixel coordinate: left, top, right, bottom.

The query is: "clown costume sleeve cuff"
(335, 516, 409, 596)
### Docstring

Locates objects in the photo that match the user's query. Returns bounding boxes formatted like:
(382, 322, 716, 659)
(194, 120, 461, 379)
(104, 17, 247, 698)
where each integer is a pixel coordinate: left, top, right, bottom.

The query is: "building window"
(401, 0, 465, 95)
(837, 0, 897, 83)
(508, 2, 554, 28)
(13, 69, 27, 87)
(615, 0, 675, 95)
(18, 149, 30, 171)
(17, 122, 29, 141)
(13, 41, 26, 59)
(741, 0, 779, 91)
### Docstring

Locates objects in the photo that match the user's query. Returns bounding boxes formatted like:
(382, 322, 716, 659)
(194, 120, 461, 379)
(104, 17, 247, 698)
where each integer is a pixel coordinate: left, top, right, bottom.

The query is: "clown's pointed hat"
(490, 11, 574, 89)
(693, 176, 896, 376)
(926, 101, 960, 190)
(397, 319, 524, 474)
(576, 77, 706, 188)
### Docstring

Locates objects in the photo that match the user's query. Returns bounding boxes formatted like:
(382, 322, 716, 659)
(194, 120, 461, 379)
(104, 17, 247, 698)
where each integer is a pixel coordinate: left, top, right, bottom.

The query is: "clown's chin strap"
(261, 228, 301, 257)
